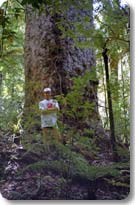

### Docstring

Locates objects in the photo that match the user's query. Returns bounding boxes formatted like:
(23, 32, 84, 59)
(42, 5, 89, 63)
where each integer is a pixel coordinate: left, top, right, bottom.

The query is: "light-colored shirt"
(39, 99, 59, 128)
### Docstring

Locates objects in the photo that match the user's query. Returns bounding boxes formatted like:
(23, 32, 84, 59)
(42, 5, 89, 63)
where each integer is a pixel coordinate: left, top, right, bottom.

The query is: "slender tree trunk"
(121, 59, 128, 144)
(101, 58, 109, 128)
(0, 71, 2, 94)
(102, 47, 118, 161)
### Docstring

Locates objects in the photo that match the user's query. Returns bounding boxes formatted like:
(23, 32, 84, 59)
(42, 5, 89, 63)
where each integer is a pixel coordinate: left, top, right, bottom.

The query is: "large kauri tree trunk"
(24, 3, 100, 131)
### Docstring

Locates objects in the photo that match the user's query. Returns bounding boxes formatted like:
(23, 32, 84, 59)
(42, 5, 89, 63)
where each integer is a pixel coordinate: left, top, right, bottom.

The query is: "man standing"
(39, 88, 61, 145)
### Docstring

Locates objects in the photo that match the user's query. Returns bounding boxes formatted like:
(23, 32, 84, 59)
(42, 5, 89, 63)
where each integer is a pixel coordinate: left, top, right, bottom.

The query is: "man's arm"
(39, 100, 59, 115)
(41, 107, 59, 115)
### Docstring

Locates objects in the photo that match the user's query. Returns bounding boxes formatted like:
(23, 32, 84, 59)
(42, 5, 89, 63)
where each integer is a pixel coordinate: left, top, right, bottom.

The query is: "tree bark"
(24, 3, 99, 131)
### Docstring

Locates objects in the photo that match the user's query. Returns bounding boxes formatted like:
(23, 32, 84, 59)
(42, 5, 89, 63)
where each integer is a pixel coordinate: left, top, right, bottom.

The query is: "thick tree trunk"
(24, 3, 99, 131)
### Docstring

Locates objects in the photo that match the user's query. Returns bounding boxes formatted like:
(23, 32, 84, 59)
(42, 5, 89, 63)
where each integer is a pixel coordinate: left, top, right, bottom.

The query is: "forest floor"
(0, 132, 130, 200)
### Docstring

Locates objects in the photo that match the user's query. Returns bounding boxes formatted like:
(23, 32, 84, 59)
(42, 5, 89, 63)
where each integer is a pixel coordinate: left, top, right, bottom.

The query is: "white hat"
(43, 87, 51, 92)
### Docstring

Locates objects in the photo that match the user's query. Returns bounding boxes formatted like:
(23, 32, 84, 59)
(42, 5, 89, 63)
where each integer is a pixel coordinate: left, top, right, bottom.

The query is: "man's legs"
(42, 128, 49, 143)
(42, 128, 50, 151)
(42, 127, 61, 144)
(52, 127, 61, 143)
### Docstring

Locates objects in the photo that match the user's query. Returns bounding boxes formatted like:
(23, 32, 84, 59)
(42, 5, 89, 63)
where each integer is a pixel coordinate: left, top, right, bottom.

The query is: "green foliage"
(76, 136, 100, 156)
(18, 142, 129, 182)
(117, 146, 129, 160)
(104, 161, 130, 188)
(94, 0, 130, 144)
(19, 143, 128, 182)
(0, 0, 24, 132)
(57, 70, 98, 132)
(21, 0, 47, 8)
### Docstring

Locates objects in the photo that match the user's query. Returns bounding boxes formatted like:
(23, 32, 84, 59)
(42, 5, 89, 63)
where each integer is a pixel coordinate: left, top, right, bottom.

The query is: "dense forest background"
(0, 0, 130, 200)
